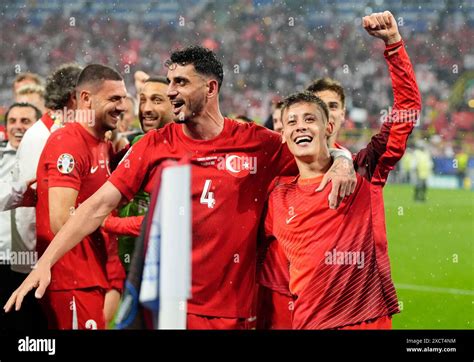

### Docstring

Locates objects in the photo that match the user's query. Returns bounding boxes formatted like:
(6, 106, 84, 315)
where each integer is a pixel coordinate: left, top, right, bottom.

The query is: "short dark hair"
(145, 76, 169, 86)
(281, 91, 329, 123)
(306, 77, 346, 107)
(166, 46, 224, 91)
(4, 102, 42, 124)
(44, 63, 83, 110)
(274, 100, 284, 110)
(76, 64, 123, 89)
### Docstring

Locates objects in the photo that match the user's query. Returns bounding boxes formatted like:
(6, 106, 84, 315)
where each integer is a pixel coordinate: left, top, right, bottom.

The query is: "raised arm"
(354, 11, 422, 185)
(4, 181, 123, 312)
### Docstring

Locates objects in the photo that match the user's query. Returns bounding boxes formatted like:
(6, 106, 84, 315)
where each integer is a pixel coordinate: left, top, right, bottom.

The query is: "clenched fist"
(363, 11, 402, 45)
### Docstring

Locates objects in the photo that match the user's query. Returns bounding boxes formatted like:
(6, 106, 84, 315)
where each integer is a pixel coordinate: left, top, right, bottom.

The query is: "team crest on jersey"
(57, 153, 75, 174)
(217, 153, 257, 178)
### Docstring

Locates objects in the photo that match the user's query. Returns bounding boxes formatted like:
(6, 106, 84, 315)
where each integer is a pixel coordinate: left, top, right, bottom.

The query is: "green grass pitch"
(384, 184, 473, 329)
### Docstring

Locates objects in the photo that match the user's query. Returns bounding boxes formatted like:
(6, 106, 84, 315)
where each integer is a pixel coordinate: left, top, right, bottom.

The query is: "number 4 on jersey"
(200, 179, 216, 208)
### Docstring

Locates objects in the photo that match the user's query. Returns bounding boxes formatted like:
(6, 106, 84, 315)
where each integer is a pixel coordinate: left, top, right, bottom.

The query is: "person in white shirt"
(0, 64, 82, 332)
(0, 102, 41, 332)
(0, 103, 41, 262)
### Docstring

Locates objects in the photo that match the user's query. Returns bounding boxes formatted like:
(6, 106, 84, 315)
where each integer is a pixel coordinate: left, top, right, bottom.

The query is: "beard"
(174, 94, 206, 124)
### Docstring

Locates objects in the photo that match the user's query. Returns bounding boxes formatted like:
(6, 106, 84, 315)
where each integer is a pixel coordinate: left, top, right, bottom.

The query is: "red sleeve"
(256, 201, 272, 270)
(103, 214, 145, 237)
(102, 229, 126, 293)
(353, 40, 421, 186)
(263, 192, 275, 245)
(108, 132, 155, 201)
(257, 189, 292, 295)
(43, 135, 86, 191)
(270, 137, 298, 179)
(256, 192, 275, 268)
(256, 127, 298, 182)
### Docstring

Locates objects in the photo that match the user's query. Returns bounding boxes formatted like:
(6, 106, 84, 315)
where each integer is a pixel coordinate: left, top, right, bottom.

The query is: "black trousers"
(0, 265, 48, 332)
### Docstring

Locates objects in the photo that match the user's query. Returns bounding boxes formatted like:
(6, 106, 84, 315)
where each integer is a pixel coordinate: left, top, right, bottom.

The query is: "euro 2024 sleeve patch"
(57, 153, 75, 174)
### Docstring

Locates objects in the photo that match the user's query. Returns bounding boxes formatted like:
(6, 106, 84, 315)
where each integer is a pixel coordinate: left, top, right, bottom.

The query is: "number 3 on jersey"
(200, 179, 216, 208)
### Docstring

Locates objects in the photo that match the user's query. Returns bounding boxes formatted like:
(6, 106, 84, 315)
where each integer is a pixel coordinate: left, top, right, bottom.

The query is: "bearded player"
(28, 65, 127, 329)
(6, 47, 355, 329)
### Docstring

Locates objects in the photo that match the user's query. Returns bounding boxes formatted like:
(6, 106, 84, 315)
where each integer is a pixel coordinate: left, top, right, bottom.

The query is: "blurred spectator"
(399, 147, 415, 184)
(454, 148, 469, 189)
(235, 115, 253, 123)
(3, 103, 41, 149)
(271, 100, 284, 134)
(12, 72, 43, 99)
(413, 141, 434, 202)
(0, 102, 40, 332)
(0, 0, 472, 157)
(16, 84, 46, 114)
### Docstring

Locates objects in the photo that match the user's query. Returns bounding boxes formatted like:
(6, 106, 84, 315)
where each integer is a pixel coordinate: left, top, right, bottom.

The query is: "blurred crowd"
(0, 0, 473, 155)
(0, 0, 472, 335)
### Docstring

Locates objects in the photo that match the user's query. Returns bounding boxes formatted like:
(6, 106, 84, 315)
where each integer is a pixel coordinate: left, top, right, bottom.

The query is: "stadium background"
(0, 0, 472, 329)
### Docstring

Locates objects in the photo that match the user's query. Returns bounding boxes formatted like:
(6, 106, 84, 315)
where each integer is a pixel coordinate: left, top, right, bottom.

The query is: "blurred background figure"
(413, 141, 434, 202)
(2, 103, 41, 150)
(235, 115, 253, 123)
(454, 147, 469, 189)
(399, 147, 414, 184)
(16, 84, 46, 114)
(270, 101, 284, 134)
(12, 72, 44, 100)
(0, 102, 40, 332)
(117, 94, 137, 133)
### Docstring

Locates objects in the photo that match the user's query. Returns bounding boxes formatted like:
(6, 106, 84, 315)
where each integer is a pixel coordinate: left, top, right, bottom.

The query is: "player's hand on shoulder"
(316, 156, 357, 209)
(362, 11, 401, 45)
(3, 261, 51, 313)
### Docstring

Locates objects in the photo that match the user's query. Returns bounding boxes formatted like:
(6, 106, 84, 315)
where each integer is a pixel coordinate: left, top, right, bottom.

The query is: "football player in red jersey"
(5, 47, 356, 329)
(257, 10, 421, 329)
(25, 64, 127, 329)
(265, 86, 419, 329)
(259, 11, 421, 329)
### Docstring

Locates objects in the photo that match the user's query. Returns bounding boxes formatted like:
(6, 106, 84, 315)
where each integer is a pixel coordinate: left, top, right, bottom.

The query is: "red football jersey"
(36, 122, 114, 291)
(265, 173, 399, 329)
(109, 118, 296, 318)
(258, 39, 421, 303)
(263, 40, 420, 329)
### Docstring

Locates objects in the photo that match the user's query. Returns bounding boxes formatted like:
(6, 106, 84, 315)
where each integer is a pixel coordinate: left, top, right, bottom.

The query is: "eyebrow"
(171, 76, 188, 82)
(109, 94, 126, 100)
(285, 112, 319, 122)
(8, 116, 31, 121)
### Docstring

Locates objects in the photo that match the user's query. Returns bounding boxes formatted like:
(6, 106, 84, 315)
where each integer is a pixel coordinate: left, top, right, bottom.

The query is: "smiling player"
(264, 88, 418, 329)
(33, 64, 127, 329)
(5, 47, 356, 329)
